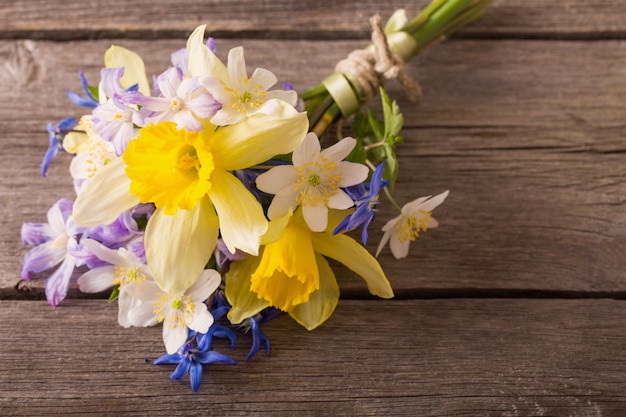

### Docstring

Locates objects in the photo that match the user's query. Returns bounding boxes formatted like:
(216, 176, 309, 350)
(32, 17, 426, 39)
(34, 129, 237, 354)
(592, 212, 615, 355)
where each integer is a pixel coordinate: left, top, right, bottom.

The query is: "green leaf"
(345, 138, 368, 164)
(108, 284, 120, 302)
(381, 88, 404, 139)
(87, 85, 99, 102)
(382, 143, 400, 191)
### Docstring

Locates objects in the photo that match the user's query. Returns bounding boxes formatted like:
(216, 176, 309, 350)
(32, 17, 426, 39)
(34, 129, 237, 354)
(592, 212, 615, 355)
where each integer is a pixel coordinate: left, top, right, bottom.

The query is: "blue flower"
(154, 328, 236, 392)
(242, 308, 280, 362)
(41, 117, 78, 177)
(333, 162, 388, 244)
(66, 71, 98, 108)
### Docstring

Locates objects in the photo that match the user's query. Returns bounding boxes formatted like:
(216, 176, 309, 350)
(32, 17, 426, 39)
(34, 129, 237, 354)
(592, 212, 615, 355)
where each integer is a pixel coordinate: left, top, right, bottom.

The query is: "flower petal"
(389, 233, 411, 259)
(104, 45, 150, 96)
(225, 255, 270, 324)
(210, 100, 308, 170)
(418, 190, 449, 212)
(73, 157, 140, 227)
(255, 165, 299, 195)
(44, 253, 78, 306)
(337, 161, 369, 187)
(208, 169, 267, 256)
(163, 322, 189, 354)
(320, 137, 356, 163)
(76, 266, 116, 293)
(312, 233, 394, 299)
(302, 203, 329, 232)
(292, 132, 320, 167)
(145, 196, 218, 294)
(188, 269, 222, 302)
(327, 190, 355, 210)
(187, 25, 228, 81)
(267, 187, 299, 220)
(288, 254, 339, 330)
(249, 67, 277, 91)
(188, 308, 214, 334)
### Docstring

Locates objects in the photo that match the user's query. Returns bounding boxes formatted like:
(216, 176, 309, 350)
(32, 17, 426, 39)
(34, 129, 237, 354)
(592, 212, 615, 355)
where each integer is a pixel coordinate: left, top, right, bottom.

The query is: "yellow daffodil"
(73, 99, 308, 294)
(225, 209, 394, 330)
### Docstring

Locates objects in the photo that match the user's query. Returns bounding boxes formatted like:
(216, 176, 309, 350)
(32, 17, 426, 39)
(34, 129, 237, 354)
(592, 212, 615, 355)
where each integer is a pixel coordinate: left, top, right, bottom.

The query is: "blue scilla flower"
(66, 71, 98, 108)
(334, 162, 388, 244)
(154, 328, 236, 392)
(243, 308, 281, 362)
(41, 117, 78, 177)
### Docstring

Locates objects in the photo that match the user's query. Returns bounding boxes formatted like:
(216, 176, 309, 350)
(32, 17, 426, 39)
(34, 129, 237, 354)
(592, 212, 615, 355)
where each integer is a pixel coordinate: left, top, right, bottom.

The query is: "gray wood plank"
(2, 1, 626, 40)
(1, 299, 625, 415)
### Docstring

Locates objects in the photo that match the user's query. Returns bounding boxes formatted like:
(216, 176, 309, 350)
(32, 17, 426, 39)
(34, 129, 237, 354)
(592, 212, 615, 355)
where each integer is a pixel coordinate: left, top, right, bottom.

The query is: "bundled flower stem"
(302, 0, 491, 137)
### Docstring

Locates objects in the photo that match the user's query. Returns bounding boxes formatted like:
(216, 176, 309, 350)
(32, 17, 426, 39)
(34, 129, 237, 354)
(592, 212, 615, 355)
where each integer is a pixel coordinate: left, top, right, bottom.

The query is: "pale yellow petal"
(145, 196, 219, 294)
(225, 255, 270, 324)
(208, 169, 267, 256)
(186, 25, 228, 81)
(104, 45, 150, 96)
(288, 254, 339, 330)
(73, 157, 140, 227)
(210, 100, 308, 170)
(312, 233, 394, 299)
(260, 209, 293, 245)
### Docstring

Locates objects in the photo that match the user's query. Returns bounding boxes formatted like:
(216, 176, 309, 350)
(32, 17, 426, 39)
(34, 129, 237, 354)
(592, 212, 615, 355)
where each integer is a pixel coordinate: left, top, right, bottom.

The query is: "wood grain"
(2, 1, 626, 40)
(1, 299, 625, 416)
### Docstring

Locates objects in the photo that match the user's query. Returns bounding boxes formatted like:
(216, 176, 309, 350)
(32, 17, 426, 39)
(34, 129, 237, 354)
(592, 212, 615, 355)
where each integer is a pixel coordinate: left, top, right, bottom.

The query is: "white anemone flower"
(126, 269, 221, 354)
(77, 238, 156, 328)
(256, 132, 369, 232)
(376, 190, 449, 259)
(200, 46, 297, 125)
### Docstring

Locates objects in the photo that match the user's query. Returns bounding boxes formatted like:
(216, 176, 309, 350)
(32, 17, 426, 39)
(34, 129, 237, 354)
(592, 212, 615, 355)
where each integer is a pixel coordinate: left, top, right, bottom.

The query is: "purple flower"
(334, 162, 388, 244)
(92, 67, 142, 155)
(21, 198, 85, 306)
(127, 67, 220, 131)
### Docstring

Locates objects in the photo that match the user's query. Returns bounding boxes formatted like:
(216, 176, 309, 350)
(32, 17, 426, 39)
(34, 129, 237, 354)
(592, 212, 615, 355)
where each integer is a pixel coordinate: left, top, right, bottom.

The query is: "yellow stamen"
(295, 156, 341, 206)
(225, 78, 267, 115)
(112, 265, 147, 287)
(153, 293, 196, 329)
(396, 209, 431, 242)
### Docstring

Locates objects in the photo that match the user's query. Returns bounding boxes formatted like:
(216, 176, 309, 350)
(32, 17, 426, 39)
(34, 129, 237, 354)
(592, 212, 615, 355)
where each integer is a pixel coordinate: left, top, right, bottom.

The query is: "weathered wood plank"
(1, 299, 625, 415)
(3, 38, 626, 297)
(2, 1, 626, 40)
(2, 39, 626, 132)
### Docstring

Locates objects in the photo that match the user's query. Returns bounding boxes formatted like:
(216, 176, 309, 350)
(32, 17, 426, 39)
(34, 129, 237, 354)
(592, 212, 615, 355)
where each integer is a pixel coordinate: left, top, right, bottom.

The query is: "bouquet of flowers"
(21, 0, 490, 391)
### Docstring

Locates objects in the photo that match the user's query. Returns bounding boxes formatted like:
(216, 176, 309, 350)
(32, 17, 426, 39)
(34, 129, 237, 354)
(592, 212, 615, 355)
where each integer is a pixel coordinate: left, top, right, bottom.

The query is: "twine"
(334, 14, 422, 107)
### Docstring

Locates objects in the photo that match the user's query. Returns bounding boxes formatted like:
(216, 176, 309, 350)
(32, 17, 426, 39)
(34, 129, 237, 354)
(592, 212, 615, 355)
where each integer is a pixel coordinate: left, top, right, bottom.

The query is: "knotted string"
(324, 14, 421, 117)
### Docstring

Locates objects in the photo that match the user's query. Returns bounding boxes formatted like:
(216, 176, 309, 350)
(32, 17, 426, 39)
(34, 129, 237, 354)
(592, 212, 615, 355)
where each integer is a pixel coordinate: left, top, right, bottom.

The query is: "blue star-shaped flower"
(154, 328, 236, 392)
(333, 162, 388, 244)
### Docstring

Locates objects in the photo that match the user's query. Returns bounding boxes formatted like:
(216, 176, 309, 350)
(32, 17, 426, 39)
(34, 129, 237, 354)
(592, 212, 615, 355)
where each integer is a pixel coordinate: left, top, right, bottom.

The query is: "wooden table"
(2, 1, 626, 415)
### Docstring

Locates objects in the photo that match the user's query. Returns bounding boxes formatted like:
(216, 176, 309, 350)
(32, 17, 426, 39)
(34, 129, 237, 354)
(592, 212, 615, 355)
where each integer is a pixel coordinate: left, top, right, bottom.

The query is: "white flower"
(63, 116, 117, 193)
(77, 238, 155, 328)
(376, 190, 449, 259)
(199, 46, 297, 125)
(126, 269, 221, 354)
(256, 132, 369, 232)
